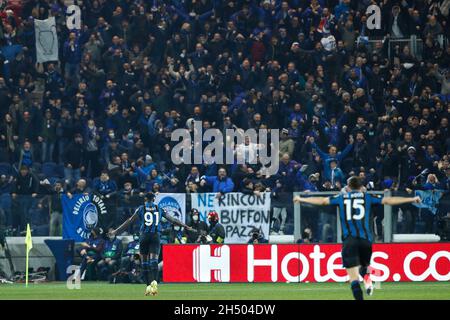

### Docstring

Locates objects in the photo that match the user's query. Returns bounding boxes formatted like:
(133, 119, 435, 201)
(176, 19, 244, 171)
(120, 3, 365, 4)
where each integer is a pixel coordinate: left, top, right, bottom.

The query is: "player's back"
(138, 202, 162, 234)
(330, 191, 382, 242)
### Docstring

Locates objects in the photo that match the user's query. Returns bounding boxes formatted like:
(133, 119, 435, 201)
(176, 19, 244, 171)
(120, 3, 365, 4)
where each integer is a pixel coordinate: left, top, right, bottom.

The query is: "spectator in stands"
(326, 159, 345, 188)
(63, 133, 85, 187)
(93, 171, 117, 198)
(0, 175, 13, 229)
(200, 168, 234, 194)
(17, 141, 36, 170)
(0, 0, 447, 239)
(67, 179, 91, 197)
(309, 135, 354, 180)
(63, 32, 82, 90)
(84, 119, 101, 178)
(0, 113, 18, 162)
(11, 165, 38, 235)
(41, 180, 65, 236)
(40, 109, 57, 163)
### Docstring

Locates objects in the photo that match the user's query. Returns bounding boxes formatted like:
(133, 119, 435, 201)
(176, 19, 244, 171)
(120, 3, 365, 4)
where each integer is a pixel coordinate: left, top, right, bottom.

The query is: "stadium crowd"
(0, 0, 449, 237)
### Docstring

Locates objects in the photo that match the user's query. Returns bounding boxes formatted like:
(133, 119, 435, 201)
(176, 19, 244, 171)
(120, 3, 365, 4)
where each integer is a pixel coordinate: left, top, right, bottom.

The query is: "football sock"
(359, 266, 368, 278)
(149, 259, 159, 283)
(351, 280, 364, 300)
(142, 261, 150, 286)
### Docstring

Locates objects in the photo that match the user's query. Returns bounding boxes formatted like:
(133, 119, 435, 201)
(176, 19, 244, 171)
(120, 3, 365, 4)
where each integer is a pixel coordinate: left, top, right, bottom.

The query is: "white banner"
(190, 193, 271, 244)
(35, 17, 59, 63)
(155, 193, 186, 224)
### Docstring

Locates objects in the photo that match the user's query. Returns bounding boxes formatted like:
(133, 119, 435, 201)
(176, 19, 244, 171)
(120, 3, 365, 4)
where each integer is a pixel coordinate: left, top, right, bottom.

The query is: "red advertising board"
(163, 243, 450, 283)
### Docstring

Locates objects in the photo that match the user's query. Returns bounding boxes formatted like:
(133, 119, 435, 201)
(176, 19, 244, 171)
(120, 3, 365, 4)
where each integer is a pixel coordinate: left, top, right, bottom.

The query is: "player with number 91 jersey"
(138, 202, 162, 234)
(109, 192, 190, 296)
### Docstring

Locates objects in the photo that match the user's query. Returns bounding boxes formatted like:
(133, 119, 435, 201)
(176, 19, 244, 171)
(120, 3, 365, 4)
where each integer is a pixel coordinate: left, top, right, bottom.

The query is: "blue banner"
(413, 190, 444, 215)
(62, 194, 108, 241)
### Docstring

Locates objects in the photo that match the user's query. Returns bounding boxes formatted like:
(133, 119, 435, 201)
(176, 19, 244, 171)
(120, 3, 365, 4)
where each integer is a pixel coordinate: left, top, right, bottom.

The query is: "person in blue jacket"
(63, 32, 82, 90)
(325, 159, 346, 187)
(309, 135, 354, 179)
(93, 171, 118, 198)
(200, 167, 234, 194)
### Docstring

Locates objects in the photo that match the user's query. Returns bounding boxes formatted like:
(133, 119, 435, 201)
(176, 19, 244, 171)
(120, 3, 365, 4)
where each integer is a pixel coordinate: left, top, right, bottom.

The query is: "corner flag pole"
(25, 224, 33, 287)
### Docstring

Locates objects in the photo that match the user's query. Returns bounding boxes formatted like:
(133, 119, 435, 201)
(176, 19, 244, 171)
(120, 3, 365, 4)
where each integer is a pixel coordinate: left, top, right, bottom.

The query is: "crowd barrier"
(0, 191, 449, 244)
(163, 243, 450, 283)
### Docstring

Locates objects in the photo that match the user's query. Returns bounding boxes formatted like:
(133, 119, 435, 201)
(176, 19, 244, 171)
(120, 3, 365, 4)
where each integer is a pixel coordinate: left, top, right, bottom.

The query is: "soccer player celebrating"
(293, 176, 421, 300)
(108, 192, 192, 296)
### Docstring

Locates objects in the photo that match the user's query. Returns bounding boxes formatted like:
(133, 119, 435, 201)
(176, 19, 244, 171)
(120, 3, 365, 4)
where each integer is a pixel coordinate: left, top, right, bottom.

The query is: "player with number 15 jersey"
(294, 176, 421, 300)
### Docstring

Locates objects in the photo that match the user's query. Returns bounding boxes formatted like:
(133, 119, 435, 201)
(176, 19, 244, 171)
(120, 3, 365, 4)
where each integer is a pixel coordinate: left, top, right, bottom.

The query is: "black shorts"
(139, 232, 161, 256)
(341, 237, 372, 269)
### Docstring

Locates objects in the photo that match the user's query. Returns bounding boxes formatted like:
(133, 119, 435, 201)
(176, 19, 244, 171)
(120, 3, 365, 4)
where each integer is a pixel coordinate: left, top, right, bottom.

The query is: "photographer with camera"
(247, 228, 268, 244)
(119, 233, 140, 272)
(182, 209, 208, 243)
(111, 233, 143, 284)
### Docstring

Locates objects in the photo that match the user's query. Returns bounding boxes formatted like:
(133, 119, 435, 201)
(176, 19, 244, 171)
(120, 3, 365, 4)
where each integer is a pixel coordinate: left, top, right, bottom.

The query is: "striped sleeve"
(370, 194, 383, 205)
(329, 194, 342, 205)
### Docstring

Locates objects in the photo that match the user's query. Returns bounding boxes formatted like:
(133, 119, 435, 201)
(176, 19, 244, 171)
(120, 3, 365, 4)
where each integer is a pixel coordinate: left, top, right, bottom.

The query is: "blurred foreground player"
(294, 176, 421, 300)
(109, 192, 191, 296)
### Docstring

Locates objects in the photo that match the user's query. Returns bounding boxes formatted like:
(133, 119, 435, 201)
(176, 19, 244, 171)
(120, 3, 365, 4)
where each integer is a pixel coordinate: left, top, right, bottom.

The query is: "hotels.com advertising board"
(163, 243, 450, 283)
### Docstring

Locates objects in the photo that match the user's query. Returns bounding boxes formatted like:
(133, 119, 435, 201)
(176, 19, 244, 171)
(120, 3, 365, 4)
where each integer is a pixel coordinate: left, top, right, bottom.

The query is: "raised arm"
(311, 142, 328, 159)
(382, 196, 421, 206)
(293, 195, 330, 206)
(338, 140, 354, 160)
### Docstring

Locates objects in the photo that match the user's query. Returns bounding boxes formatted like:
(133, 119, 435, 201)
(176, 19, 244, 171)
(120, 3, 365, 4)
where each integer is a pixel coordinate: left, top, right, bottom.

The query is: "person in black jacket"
(182, 208, 208, 243)
(63, 133, 85, 187)
(206, 211, 225, 244)
(40, 180, 65, 236)
(67, 178, 90, 196)
(11, 165, 39, 235)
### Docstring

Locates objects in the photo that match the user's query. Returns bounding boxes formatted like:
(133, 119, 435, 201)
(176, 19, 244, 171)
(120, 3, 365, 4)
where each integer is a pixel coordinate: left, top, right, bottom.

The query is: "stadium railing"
(0, 191, 449, 243)
(293, 191, 388, 243)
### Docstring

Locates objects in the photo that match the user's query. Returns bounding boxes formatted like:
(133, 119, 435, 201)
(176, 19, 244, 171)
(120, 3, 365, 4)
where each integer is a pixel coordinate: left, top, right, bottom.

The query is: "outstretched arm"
(162, 210, 193, 231)
(293, 196, 330, 206)
(109, 211, 139, 237)
(382, 196, 421, 206)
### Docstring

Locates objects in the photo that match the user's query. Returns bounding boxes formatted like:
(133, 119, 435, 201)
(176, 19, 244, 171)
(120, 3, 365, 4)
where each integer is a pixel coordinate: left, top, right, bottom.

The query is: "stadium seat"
(32, 162, 42, 175)
(55, 164, 65, 178)
(42, 162, 59, 178)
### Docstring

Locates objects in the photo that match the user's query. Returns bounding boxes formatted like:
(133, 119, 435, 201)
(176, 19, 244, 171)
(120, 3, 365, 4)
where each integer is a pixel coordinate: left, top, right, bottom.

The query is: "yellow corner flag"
(25, 224, 33, 287)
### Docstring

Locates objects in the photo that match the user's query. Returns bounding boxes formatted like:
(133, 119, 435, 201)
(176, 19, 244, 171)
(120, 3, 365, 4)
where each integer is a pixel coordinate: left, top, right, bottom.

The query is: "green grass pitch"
(0, 282, 449, 300)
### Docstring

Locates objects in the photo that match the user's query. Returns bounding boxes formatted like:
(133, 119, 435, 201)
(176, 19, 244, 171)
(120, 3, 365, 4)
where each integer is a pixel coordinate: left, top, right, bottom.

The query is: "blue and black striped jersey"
(135, 202, 163, 234)
(329, 192, 383, 242)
